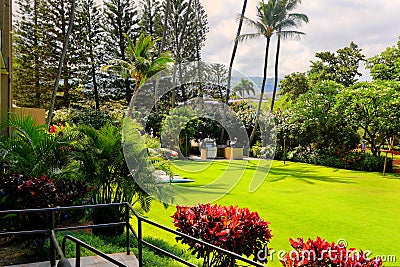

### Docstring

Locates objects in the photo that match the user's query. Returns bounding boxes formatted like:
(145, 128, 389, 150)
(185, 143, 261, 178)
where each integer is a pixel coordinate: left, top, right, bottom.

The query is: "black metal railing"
(62, 235, 127, 267)
(0, 203, 266, 267)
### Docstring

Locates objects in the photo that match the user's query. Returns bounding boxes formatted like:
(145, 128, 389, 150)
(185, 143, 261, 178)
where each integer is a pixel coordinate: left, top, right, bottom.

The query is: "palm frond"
(279, 30, 305, 40)
(236, 33, 263, 43)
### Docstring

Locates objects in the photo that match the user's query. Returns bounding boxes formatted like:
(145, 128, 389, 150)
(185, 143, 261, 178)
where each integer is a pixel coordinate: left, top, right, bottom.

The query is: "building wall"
(0, 0, 12, 123)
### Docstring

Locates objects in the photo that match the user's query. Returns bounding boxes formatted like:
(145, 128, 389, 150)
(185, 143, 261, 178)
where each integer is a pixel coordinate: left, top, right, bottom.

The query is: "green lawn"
(140, 160, 400, 266)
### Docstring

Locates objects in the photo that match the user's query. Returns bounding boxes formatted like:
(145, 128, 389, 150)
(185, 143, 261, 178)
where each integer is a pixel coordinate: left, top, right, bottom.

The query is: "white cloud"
(201, 0, 400, 79)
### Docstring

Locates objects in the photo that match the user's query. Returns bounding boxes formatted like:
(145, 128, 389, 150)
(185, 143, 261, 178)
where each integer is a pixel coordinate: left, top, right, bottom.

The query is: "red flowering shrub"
(172, 203, 272, 267)
(280, 237, 382, 267)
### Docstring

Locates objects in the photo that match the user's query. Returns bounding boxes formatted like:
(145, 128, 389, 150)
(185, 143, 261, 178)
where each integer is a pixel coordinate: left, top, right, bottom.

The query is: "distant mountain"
(231, 76, 283, 98)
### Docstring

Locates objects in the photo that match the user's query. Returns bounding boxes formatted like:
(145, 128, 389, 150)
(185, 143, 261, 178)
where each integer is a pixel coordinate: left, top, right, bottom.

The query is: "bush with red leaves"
(280, 237, 382, 267)
(0, 174, 92, 209)
(172, 203, 272, 267)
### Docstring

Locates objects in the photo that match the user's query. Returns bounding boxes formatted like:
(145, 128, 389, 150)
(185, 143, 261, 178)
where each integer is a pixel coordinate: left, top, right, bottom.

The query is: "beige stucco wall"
(12, 107, 46, 125)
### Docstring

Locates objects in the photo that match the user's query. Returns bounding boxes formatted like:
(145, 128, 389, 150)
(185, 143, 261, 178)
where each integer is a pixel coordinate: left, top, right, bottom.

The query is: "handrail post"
(50, 210, 56, 267)
(125, 204, 130, 255)
(138, 217, 143, 267)
(76, 243, 81, 267)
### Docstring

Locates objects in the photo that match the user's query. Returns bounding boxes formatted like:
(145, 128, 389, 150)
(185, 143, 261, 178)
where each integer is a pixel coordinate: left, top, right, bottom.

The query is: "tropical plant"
(74, 123, 149, 207)
(236, 0, 290, 143)
(102, 0, 139, 103)
(271, 0, 308, 112)
(233, 78, 256, 98)
(101, 33, 174, 98)
(73, 122, 171, 234)
(0, 114, 75, 178)
(172, 204, 273, 267)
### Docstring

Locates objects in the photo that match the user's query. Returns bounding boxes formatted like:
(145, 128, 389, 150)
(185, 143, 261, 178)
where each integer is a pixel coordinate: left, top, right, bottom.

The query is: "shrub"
(280, 237, 382, 267)
(0, 174, 91, 210)
(172, 203, 272, 267)
(0, 174, 92, 238)
(52, 109, 120, 129)
(290, 148, 392, 172)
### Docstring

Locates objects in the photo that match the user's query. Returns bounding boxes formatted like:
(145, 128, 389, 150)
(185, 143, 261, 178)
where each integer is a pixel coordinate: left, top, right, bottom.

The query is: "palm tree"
(270, 0, 308, 112)
(225, 0, 248, 105)
(101, 33, 174, 98)
(233, 78, 256, 99)
(237, 0, 286, 144)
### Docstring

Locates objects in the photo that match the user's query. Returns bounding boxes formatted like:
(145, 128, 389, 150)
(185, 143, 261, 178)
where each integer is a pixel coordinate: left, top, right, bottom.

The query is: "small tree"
(172, 203, 273, 267)
(101, 33, 174, 97)
(336, 81, 400, 156)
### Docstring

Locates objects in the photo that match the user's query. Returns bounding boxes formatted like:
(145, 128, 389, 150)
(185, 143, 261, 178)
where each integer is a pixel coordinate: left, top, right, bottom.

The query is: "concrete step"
(5, 253, 138, 267)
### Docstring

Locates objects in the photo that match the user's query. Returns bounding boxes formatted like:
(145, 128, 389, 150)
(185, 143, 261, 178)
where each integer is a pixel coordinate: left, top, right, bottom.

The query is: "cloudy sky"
(200, 0, 400, 80)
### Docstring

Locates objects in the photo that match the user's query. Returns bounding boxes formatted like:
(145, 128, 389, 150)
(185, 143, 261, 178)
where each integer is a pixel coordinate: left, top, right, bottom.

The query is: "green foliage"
(233, 78, 256, 98)
(289, 148, 392, 172)
(102, 33, 174, 96)
(75, 0, 105, 110)
(278, 72, 310, 101)
(164, 0, 209, 63)
(0, 114, 75, 178)
(74, 124, 142, 206)
(251, 141, 262, 158)
(366, 37, 400, 81)
(230, 100, 256, 137)
(52, 109, 121, 130)
(203, 63, 229, 101)
(336, 81, 400, 155)
(308, 42, 365, 86)
(12, 0, 51, 108)
(139, 0, 163, 39)
(277, 81, 359, 152)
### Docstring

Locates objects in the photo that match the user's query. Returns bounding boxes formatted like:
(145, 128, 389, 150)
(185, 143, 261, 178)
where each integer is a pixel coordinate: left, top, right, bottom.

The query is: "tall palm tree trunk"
(225, 0, 247, 106)
(220, 0, 248, 144)
(270, 32, 281, 112)
(249, 37, 271, 144)
(46, 0, 76, 128)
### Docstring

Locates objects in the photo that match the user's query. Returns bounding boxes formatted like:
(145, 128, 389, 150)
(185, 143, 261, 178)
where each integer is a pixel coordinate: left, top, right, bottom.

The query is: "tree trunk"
(46, 0, 76, 128)
(249, 37, 271, 144)
(225, 0, 247, 106)
(221, 0, 247, 144)
(271, 32, 281, 112)
(92, 63, 100, 110)
(160, 0, 170, 52)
